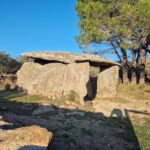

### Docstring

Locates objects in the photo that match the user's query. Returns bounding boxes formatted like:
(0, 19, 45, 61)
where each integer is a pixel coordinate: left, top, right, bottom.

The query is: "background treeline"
(0, 51, 21, 74)
(0, 50, 150, 85)
(0, 51, 33, 75)
(0, 51, 31, 89)
(76, 0, 150, 85)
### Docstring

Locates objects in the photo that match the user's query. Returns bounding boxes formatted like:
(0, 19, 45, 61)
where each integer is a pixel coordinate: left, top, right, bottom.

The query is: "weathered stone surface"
(17, 62, 67, 98)
(17, 62, 89, 104)
(96, 66, 119, 98)
(0, 116, 13, 128)
(62, 62, 90, 104)
(23, 51, 120, 66)
(17, 52, 120, 104)
(0, 74, 17, 89)
(0, 125, 53, 150)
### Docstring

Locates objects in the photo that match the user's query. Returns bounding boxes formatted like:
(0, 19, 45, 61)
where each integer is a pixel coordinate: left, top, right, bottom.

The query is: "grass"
(35, 90, 80, 107)
(0, 87, 150, 150)
(109, 117, 150, 150)
(116, 85, 150, 149)
(134, 124, 150, 150)
(132, 117, 150, 150)
(0, 88, 42, 114)
(0, 89, 41, 103)
(81, 101, 93, 111)
(117, 84, 150, 100)
(0, 88, 74, 109)
(98, 96, 129, 104)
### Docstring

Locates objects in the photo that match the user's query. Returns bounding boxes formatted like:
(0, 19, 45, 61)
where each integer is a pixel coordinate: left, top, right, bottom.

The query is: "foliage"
(76, 0, 150, 84)
(16, 56, 33, 64)
(76, 0, 150, 51)
(0, 51, 21, 74)
(64, 90, 80, 102)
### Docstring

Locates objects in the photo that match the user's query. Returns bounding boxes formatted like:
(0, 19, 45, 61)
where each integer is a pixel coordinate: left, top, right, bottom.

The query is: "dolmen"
(17, 52, 120, 104)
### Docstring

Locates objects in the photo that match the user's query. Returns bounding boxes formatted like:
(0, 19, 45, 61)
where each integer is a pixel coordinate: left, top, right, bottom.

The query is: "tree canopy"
(76, 0, 150, 84)
(76, 0, 150, 50)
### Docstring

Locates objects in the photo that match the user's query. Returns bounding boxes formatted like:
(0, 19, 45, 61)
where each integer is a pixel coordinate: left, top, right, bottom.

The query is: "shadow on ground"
(0, 89, 149, 150)
(18, 146, 46, 150)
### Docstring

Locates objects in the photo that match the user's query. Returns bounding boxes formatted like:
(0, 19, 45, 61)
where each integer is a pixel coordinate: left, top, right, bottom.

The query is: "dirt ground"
(0, 85, 150, 150)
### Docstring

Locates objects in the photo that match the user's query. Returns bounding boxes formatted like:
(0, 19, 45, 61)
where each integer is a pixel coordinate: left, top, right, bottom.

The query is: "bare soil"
(0, 85, 150, 150)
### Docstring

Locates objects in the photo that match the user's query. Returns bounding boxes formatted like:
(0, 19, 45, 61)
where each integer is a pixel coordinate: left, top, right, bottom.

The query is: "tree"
(0, 51, 21, 74)
(76, 0, 150, 84)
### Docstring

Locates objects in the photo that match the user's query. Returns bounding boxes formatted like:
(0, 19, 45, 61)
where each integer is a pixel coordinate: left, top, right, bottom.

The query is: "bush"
(0, 51, 21, 74)
(64, 90, 79, 102)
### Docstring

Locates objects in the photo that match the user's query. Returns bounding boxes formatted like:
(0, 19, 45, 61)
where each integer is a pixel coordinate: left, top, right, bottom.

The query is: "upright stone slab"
(17, 62, 67, 99)
(96, 66, 119, 98)
(63, 62, 89, 104)
(17, 62, 89, 105)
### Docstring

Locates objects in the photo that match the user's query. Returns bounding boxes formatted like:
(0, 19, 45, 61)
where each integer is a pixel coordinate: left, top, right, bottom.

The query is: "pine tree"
(76, 0, 150, 84)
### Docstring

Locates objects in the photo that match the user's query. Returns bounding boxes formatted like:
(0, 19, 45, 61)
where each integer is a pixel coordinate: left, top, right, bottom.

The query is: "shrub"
(0, 51, 21, 74)
(64, 90, 79, 102)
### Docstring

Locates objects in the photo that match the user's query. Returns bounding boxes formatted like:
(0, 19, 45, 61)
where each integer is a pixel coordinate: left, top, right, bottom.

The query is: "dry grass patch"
(117, 84, 150, 101)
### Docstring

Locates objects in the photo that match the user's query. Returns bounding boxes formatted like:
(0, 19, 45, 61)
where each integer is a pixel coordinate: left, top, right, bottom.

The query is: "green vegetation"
(64, 90, 80, 103)
(76, 0, 150, 84)
(0, 51, 21, 74)
(117, 84, 150, 100)
(16, 55, 33, 64)
(0, 88, 150, 149)
(81, 101, 93, 112)
(0, 89, 41, 113)
(134, 124, 150, 150)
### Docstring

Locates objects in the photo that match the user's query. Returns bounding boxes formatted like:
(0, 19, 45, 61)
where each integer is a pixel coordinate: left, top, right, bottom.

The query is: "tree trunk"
(139, 65, 145, 85)
(121, 49, 129, 84)
(131, 50, 137, 84)
(131, 68, 137, 84)
(122, 64, 129, 84)
(139, 49, 146, 85)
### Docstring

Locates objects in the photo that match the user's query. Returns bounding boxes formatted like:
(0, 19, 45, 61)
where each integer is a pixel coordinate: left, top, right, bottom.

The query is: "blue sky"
(0, 0, 81, 57)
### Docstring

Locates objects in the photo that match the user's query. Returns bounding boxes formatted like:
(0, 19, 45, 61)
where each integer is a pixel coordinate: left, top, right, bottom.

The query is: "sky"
(0, 0, 81, 57)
